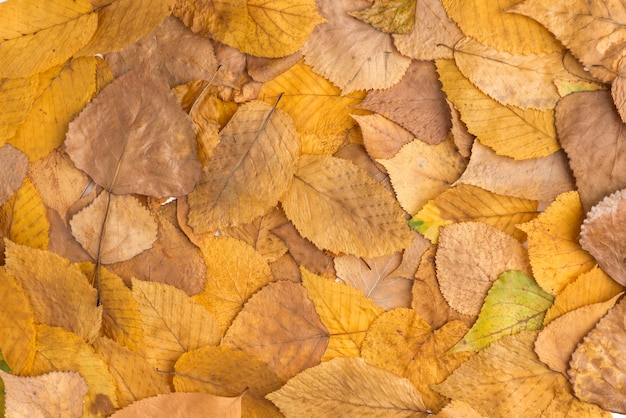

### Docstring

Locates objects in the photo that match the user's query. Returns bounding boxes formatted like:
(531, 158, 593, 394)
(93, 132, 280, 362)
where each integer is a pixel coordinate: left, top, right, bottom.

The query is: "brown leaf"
(352, 114, 415, 160)
(613, 57, 626, 123)
(0, 370, 88, 418)
(105, 16, 218, 87)
(64, 62, 201, 197)
(0, 144, 28, 206)
(109, 393, 241, 418)
(580, 189, 626, 286)
(556, 91, 626, 212)
(223, 281, 328, 381)
(70, 192, 158, 265)
(359, 60, 451, 144)
(187, 100, 299, 233)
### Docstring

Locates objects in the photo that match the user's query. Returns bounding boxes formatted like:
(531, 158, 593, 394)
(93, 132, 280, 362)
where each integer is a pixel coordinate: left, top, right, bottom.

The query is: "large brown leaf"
(64, 62, 201, 197)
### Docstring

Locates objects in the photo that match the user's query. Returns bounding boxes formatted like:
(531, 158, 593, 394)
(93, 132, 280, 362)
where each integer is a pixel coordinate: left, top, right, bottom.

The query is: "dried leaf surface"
(0, 145, 27, 206)
(109, 393, 241, 418)
(266, 357, 427, 417)
(0, 76, 38, 141)
(223, 281, 328, 381)
(613, 58, 626, 122)
(436, 222, 531, 317)
(281, 154, 413, 258)
(350, 0, 416, 34)
(352, 114, 415, 160)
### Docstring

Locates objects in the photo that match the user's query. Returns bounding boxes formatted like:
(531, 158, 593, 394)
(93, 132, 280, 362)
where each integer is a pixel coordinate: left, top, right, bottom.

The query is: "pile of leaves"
(2, 0, 626, 416)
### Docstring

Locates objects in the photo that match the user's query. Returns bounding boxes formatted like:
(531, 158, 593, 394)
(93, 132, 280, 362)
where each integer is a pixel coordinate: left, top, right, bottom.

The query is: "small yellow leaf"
(0, 0, 97, 78)
(29, 325, 118, 418)
(409, 184, 538, 244)
(132, 278, 221, 372)
(174, 0, 324, 58)
(194, 236, 274, 335)
(436, 59, 559, 159)
(517, 191, 596, 295)
(4, 241, 101, 343)
(282, 154, 413, 258)
(301, 267, 383, 360)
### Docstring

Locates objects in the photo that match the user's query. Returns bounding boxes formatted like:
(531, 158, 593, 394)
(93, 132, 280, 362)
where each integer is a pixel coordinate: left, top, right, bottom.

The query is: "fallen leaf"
(193, 236, 274, 334)
(187, 100, 299, 232)
(387, 231, 430, 281)
(455, 142, 574, 201)
(433, 400, 482, 418)
(359, 60, 450, 144)
(222, 281, 328, 381)
(64, 62, 201, 197)
(436, 222, 531, 317)
(0, 267, 36, 375)
(517, 191, 595, 295)
(448, 98, 475, 158)
(174, 345, 283, 417)
(613, 58, 626, 122)
(441, 0, 561, 54)
(535, 294, 622, 375)
(352, 114, 415, 159)
(131, 278, 221, 371)
(580, 188, 626, 286)
(105, 16, 218, 87)
(77, 0, 175, 56)
(247, 52, 303, 83)
(0, 76, 39, 141)
(70, 192, 158, 264)
(281, 154, 413, 258)
(409, 184, 538, 243)
(334, 143, 394, 194)
(569, 295, 626, 413)
(266, 357, 427, 417)
(174, 0, 323, 58)
(436, 59, 559, 159)
(379, 136, 466, 215)
(392, 0, 463, 60)
(0, 0, 97, 78)
(302, 0, 411, 93)
(556, 91, 626, 212)
(0, 370, 87, 418)
(109, 393, 241, 418)
(0, 145, 27, 206)
(450, 271, 553, 353)
(544, 266, 625, 325)
(350, 0, 416, 34)
(301, 267, 383, 360)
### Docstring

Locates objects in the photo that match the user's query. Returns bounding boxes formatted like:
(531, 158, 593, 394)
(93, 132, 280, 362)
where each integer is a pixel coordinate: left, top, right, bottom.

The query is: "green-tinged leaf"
(350, 0, 417, 34)
(450, 271, 554, 353)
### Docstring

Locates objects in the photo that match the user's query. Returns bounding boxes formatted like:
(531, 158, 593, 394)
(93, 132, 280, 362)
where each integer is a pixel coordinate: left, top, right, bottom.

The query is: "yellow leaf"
(379, 136, 466, 215)
(131, 278, 221, 372)
(9, 57, 98, 161)
(3, 241, 101, 343)
(93, 337, 171, 408)
(173, 0, 323, 58)
(0, 268, 36, 375)
(409, 184, 538, 244)
(266, 357, 427, 417)
(350, 0, 417, 34)
(281, 154, 413, 258)
(187, 100, 299, 232)
(440, 0, 561, 54)
(436, 59, 559, 159)
(258, 60, 366, 155)
(0, 179, 49, 252)
(174, 345, 283, 417)
(193, 237, 274, 335)
(0, 0, 97, 78)
(301, 267, 383, 360)
(544, 266, 625, 324)
(77, 0, 175, 56)
(0, 370, 88, 418)
(29, 325, 118, 418)
(517, 191, 596, 295)
(0, 76, 38, 142)
(70, 193, 158, 265)
(108, 393, 242, 418)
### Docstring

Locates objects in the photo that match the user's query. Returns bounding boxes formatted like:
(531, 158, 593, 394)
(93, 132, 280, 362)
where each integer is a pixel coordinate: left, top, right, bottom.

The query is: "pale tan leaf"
(352, 114, 415, 160)
(0, 145, 28, 206)
(613, 58, 626, 123)
(109, 393, 241, 418)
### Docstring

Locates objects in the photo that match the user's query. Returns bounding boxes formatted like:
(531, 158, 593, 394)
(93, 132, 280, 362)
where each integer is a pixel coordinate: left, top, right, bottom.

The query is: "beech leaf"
(64, 62, 201, 197)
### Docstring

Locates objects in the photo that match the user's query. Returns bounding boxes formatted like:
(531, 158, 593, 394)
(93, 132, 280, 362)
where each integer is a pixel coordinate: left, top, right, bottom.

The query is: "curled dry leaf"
(556, 91, 626, 212)
(436, 222, 531, 317)
(0, 0, 97, 78)
(0, 145, 27, 206)
(359, 60, 450, 144)
(64, 62, 201, 197)
(187, 100, 299, 233)
(70, 193, 158, 265)
(302, 0, 411, 93)
(222, 281, 328, 381)
(109, 392, 241, 418)
(0, 370, 88, 418)
(266, 357, 427, 417)
(580, 189, 626, 286)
